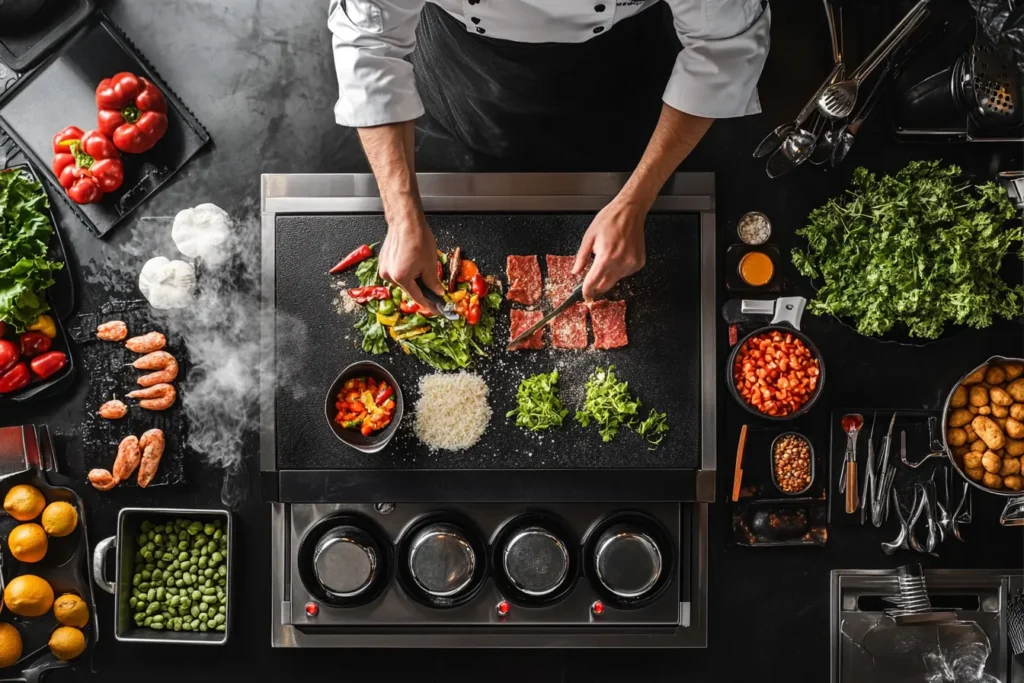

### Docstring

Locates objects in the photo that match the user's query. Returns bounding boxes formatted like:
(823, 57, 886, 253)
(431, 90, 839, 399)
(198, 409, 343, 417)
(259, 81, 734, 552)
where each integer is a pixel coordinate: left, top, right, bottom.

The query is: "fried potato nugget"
(972, 416, 1006, 451)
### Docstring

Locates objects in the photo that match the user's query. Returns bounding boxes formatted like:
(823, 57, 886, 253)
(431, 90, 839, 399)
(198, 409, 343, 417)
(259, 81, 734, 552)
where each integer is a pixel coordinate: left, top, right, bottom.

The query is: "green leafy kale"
(507, 370, 569, 431)
(792, 161, 1023, 340)
(0, 170, 63, 331)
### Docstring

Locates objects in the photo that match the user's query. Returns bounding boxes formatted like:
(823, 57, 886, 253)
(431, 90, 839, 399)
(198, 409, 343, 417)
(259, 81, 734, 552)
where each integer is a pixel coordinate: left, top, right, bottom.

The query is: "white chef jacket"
(329, 0, 771, 128)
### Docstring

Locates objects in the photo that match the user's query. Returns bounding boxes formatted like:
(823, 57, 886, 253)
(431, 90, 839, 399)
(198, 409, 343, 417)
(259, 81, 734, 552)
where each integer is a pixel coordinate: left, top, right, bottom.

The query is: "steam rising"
(91, 202, 307, 506)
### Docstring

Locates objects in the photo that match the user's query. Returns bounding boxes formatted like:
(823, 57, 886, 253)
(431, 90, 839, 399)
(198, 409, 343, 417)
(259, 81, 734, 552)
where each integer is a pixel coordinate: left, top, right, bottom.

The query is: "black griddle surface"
(274, 213, 702, 470)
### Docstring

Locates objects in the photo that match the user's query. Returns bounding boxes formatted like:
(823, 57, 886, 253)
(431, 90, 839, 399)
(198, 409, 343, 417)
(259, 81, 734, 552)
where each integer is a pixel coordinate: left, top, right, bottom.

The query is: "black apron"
(411, 3, 680, 168)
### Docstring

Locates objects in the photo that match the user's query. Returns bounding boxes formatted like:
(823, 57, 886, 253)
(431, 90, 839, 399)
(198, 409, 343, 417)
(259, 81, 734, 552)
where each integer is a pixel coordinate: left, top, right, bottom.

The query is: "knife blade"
(506, 283, 584, 351)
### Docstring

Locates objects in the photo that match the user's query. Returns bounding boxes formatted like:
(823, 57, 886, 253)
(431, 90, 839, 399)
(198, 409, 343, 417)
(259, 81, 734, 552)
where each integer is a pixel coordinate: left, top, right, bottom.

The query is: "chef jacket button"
(593, 25, 604, 34)
(471, 16, 480, 23)
(476, 27, 486, 33)
(468, 0, 479, 4)
(595, 3, 606, 11)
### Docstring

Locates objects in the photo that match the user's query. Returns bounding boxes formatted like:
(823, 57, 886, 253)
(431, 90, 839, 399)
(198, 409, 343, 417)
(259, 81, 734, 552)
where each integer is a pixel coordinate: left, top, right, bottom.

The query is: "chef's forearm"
(357, 121, 426, 230)
(618, 104, 713, 209)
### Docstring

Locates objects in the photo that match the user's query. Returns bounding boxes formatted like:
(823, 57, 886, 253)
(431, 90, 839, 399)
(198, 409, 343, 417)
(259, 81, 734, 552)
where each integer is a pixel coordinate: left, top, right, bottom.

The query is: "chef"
(329, 0, 770, 308)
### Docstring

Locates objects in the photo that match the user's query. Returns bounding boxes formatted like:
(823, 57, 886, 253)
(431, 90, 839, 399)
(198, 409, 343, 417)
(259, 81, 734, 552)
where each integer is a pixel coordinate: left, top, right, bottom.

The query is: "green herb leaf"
(507, 370, 569, 431)
(791, 161, 1023, 340)
(354, 255, 381, 287)
(575, 365, 642, 442)
(0, 170, 62, 331)
(635, 409, 669, 449)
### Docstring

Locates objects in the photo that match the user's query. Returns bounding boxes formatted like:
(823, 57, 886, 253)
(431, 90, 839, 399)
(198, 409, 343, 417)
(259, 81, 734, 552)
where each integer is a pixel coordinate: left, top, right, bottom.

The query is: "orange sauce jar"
(738, 251, 774, 287)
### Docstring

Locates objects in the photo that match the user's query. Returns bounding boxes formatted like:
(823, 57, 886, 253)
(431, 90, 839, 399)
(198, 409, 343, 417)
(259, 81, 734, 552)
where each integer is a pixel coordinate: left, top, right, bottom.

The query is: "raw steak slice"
(509, 309, 544, 350)
(506, 255, 542, 306)
(590, 300, 628, 349)
(550, 303, 588, 349)
(545, 255, 583, 305)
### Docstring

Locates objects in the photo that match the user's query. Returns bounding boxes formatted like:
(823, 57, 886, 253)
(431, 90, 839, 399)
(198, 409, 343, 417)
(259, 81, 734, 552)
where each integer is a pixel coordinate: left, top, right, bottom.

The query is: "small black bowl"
(324, 361, 404, 454)
(769, 431, 815, 496)
(726, 324, 826, 422)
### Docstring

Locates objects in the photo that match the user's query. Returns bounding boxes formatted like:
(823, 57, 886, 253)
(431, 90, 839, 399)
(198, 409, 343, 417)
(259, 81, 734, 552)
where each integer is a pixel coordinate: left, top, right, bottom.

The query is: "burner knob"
(407, 523, 476, 598)
(502, 526, 570, 597)
(593, 525, 662, 599)
(313, 526, 379, 599)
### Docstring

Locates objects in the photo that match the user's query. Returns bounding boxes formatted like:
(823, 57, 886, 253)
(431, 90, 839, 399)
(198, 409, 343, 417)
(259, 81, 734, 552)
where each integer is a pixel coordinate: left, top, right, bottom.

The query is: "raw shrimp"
(88, 469, 119, 491)
(137, 429, 165, 488)
(125, 331, 166, 353)
(98, 399, 127, 419)
(128, 383, 177, 410)
(132, 351, 178, 387)
(112, 435, 141, 481)
(96, 320, 128, 342)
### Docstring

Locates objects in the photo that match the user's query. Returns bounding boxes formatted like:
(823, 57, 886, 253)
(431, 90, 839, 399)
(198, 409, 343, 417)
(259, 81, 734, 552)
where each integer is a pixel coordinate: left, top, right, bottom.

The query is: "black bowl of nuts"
(771, 432, 814, 496)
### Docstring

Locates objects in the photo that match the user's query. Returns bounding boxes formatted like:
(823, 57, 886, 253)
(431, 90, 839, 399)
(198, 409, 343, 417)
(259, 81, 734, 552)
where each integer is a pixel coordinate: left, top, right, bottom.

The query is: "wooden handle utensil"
(845, 460, 858, 513)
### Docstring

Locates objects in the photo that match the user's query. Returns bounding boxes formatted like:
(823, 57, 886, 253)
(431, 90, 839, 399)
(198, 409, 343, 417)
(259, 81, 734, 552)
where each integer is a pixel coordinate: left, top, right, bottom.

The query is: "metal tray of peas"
(91, 508, 231, 644)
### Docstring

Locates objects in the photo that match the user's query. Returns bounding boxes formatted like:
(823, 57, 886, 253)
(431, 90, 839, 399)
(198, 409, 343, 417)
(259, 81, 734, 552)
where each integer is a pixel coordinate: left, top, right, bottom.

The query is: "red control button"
(591, 600, 605, 616)
(305, 602, 319, 616)
(496, 600, 510, 616)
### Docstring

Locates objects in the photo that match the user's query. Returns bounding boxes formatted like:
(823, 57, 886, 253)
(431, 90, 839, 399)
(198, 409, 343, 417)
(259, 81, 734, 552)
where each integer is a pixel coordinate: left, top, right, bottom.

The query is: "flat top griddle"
(273, 212, 703, 471)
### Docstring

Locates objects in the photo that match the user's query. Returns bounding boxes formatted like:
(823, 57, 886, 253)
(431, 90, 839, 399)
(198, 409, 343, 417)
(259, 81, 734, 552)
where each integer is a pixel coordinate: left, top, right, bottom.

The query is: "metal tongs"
(869, 415, 898, 527)
(908, 476, 940, 554)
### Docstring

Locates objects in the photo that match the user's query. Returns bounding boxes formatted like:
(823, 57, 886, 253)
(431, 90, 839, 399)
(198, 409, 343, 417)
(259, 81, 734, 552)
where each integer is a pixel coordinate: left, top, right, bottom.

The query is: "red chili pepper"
(347, 286, 391, 304)
(96, 72, 169, 154)
(19, 332, 51, 358)
(329, 244, 373, 274)
(470, 273, 488, 297)
(0, 362, 29, 394)
(51, 126, 123, 204)
(29, 351, 67, 380)
(373, 382, 393, 405)
(436, 261, 444, 286)
(0, 339, 17, 374)
(467, 299, 482, 326)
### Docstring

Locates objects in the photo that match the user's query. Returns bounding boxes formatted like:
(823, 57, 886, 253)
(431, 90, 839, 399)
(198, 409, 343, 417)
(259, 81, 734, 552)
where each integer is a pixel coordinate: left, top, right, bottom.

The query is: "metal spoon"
(755, 62, 844, 160)
(829, 63, 893, 167)
(882, 488, 912, 555)
(818, 0, 931, 118)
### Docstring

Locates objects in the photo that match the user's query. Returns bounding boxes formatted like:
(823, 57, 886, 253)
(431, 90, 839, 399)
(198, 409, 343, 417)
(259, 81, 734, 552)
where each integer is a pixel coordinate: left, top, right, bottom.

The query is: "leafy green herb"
(354, 255, 381, 287)
(353, 300, 387, 354)
(507, 370, 569, 431)
(0, 170, 63, 331)
(635, 409, 669, 449)
(792, 161, 1023, 340)
(576, 366, 642, 442)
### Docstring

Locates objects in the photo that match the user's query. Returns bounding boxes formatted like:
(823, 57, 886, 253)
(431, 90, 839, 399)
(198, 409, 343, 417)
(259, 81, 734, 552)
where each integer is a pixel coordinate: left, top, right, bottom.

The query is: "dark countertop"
(3, 0, 1023, 681)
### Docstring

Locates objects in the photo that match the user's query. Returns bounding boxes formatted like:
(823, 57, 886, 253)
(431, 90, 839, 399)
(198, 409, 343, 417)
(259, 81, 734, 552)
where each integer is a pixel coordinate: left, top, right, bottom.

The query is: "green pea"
(144, 541, 154, 552)
(174, 579, 184, 588)
(180, 559, 191, 571)
(151, 615, 164, 623)
(198, 612, 208, 622)
(129, 597, 138, 609)
(156, 560, 167, 570)
(141, 521, 153, 533)
(200, 546, 210, 557)
(167, 607, 178, 617)
(151, 622, 164, 630)
(132, 574, 141, 587)
(143, 616, 153, 627)
(182, 622, 193, 631)
(142, 550, 153, 562)
(153, 533, 163, 545)
(146, 588, 156, 601)
(178, 531, 188, 542)
(211, 552, 223, 565)
(165, 576, 174, 587)
(190, 619, 200, 630)
(156, 587, 165, 601)
(213, 614, 225, 625)
(134, 611, 146, 622)
(188, 522, 202, 535)
(201, 587, 215, 596)
(218, 565, 227, 577)
(191, 589, 201, 600)
(183, 574, 193, 586)
(173, 620, 182, 632)
(180, 598, 190, 610)
(215, 625, 225, 632)
(151, 570, 162, 581)
(213, 529, 223, 540)
(169, 595, 179, 606)
(190, 606, 200, 618)
(203, 568, 213, 578)
(218, 605, 226, 615)
(146, 602, 160, 615)
(162, 552, 174, 562)
(198, 557, 208, 569)
(199, 602, 209, 613)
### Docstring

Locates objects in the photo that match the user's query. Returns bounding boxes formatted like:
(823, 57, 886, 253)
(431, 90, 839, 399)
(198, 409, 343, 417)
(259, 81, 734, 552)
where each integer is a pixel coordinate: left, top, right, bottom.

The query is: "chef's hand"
(378, 215, 445, 314)
(573, 197, 647, 300)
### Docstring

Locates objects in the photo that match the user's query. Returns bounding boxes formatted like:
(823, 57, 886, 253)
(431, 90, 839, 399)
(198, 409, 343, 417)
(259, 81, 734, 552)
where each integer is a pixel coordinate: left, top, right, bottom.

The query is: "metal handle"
(740, 299, 776, 316)
(795, 62, 845, 127)
(91, 536, 116, 595)
(999, 496, 1024, 527)
(823, 0, 842, 65)
(851, 1, 930, 84)
(769, 297, 808, 330)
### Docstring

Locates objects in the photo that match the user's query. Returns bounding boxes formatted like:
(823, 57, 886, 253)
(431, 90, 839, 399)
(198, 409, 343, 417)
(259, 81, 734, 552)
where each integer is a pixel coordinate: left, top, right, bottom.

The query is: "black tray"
(70, 302, 187, 488)
(0, 164, 76, 407)
(0, 12, 211, 236)
(0, 426, 97, 683)
(0, 0, 94, 72)
(724, 243, 783, 294)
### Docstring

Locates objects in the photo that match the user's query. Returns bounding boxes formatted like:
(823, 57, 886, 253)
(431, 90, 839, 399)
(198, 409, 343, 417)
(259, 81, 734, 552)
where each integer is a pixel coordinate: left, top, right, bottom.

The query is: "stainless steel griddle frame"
(261, 173, 716, 648)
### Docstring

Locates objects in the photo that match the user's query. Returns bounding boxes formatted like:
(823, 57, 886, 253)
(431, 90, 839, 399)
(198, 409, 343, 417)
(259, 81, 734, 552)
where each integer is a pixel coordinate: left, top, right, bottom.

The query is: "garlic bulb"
(139, 257, 196, 310)
(171, 203, 231, 264)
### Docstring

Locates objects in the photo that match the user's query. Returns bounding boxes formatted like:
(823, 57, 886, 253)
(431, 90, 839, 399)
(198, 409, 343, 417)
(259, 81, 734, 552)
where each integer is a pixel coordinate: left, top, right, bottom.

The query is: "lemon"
(41, 502, 77, 538)
(4, 575, 54, 617)
(0, 623, 22, 668)
(48, 627, 85, 661)
(53, 594, 89, 628)
(3, 485, 45, 522)
(8, 523, 47, 563)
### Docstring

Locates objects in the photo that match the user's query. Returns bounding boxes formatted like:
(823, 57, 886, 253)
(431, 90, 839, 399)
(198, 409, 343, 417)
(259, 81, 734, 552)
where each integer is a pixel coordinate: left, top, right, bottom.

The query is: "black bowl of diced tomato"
(324, 361, 404, 454)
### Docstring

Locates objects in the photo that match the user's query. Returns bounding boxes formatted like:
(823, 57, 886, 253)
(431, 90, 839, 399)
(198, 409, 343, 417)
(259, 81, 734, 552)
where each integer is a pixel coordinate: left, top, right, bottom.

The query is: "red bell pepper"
(470, 273, 488, 297)
(373, 382, 393, 405)
(0, 363, 29, 394)
(96, 72, 169, 154)
(329, 244, 373, 274)
(0, 339, 17, 374)
(52, 126, 124, 204)
(29, 351, 67, 380)
(467, 296, 482, 326)
(19, 332, 51, 358)
(347, 286, 391, 304)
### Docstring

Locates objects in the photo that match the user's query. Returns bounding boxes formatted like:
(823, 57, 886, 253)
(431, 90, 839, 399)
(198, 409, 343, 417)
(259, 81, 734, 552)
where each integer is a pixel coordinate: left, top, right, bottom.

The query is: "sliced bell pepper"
(347, 286, 391, 304)
(0, 339, 18, 374)
(376, 311, 399, 326)
(449, 289, 469, 303)
(27, 315, 56, 339)
(96, 72, 169, 154)
(395, 326, 430, 340)
(52, 126, 124, 204)
(470, 273, 488, 297)
(342, 418, 364, 429)
(374, 382, 393, 405)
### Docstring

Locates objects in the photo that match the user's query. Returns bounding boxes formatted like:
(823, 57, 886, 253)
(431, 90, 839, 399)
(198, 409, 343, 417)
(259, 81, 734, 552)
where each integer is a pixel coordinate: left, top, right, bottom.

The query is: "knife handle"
(845, 461, 858, 514)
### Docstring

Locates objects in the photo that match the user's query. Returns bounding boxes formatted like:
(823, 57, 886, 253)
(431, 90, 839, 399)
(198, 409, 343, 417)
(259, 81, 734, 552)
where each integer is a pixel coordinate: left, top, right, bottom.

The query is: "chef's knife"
(506, 283, 584, 351)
